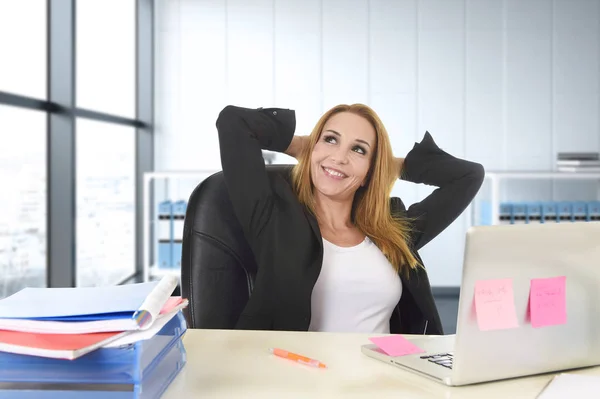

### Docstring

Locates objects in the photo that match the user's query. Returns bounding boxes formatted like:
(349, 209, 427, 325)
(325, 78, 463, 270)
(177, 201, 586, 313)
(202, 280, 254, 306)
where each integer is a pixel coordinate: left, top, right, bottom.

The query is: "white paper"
(537, 373, 600, 398)
(0, 317, 139, 334)
(0, 276, 179, 334)
(0, 281, 160, 319)
(103, 307, 184, 348)
(135, 275, 179, 329)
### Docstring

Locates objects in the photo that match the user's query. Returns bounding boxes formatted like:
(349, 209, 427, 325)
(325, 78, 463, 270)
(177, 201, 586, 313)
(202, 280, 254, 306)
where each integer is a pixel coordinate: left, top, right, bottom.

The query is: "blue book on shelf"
(479, 201, 492, 226)
(526, 202, 542, 223)
(171, 200, 187, 270)
(512, 202, 527, 224)
(541, 202, 558, 223)
(499, 203, 513, 225)
(478, 201, 491, 225)
(157, 200, 173, 269)
(588, 201, 600, 221)
(572, 201, 588, 222)
(557, 201, 573, 222)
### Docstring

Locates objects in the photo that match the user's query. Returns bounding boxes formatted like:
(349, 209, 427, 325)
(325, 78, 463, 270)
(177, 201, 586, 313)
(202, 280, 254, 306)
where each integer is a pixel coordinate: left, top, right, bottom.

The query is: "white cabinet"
(474, 172, 600, 226)
(142, 171, 218, 282)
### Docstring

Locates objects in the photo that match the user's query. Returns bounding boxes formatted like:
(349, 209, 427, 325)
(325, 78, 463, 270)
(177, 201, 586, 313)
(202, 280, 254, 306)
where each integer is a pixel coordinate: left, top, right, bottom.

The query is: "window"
(76, 118, 136, 286)
(76, 0, 136, 117)
(1, 0, 151, 293)
(0, 105, 47, 298)
(0, 1, 47, 99)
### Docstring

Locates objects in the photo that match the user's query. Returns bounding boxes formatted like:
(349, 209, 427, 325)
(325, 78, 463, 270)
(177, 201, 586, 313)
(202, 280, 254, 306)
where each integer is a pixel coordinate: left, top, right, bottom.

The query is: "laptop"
(361, 221, 600, 386)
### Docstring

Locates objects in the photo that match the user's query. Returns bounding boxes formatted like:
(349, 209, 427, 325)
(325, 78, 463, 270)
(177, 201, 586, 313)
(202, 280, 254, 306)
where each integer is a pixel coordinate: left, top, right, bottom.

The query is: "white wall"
(154, 0, 600, 286)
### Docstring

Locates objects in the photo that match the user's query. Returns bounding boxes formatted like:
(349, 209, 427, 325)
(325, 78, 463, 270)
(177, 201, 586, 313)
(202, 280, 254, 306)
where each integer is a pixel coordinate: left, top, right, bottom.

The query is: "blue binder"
(171, 200, 187, 270)
(512, 203, 527, 224)
(478, 201, 492, 225)
(541, 202, 558, 223)
(499, 203, 513, 225)
(557, 202, 573, 222)
(157, 200, 173, 269)
(588, 201, 600, 221)
(572, 201, 588, 222)
(526, 202, 542, 223)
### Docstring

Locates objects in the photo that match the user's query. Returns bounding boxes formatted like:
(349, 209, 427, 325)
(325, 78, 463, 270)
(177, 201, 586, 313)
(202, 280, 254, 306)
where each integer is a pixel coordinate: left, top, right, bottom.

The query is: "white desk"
(162, 329, 600, 398)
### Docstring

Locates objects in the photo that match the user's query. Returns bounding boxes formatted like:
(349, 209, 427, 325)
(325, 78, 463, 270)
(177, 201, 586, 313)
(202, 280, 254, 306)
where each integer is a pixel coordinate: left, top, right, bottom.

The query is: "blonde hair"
(291, 103, 420, 276)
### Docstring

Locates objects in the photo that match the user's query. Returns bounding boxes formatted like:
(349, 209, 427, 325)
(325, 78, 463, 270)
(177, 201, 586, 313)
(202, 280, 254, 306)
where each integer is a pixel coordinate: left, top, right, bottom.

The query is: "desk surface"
(162, 329, 600, 399)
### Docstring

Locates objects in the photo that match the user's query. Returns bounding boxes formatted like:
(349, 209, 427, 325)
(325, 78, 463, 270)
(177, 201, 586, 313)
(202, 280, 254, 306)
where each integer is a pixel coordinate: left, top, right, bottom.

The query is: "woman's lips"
(322, 166, 347, 180)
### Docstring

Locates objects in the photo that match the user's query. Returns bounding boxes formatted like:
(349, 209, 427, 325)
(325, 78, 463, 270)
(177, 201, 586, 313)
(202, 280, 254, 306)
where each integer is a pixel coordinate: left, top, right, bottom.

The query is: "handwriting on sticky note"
(474, 278, 519, 331)
(530, 276, 567, 328)
(368, 335, 425, 357)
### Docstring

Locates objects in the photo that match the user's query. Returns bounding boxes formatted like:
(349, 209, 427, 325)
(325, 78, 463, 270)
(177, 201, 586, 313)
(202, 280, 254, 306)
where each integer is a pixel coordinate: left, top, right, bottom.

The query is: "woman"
(216, 104, 484, 335)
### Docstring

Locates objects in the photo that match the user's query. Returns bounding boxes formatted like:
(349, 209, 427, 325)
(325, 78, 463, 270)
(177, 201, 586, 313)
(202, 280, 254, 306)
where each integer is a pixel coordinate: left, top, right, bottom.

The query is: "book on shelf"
(557, 152, 599, 161)
(557, 166, 600, 173)
(556, 160, 600, 167)
(556, 153, 600, 172)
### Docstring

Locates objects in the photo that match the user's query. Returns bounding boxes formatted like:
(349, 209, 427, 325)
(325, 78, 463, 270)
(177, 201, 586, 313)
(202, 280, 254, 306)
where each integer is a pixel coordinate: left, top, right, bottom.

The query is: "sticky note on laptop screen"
(474, 278, 519, 331)
(529, 276, 567, 328)
(368, 335, 425, 357)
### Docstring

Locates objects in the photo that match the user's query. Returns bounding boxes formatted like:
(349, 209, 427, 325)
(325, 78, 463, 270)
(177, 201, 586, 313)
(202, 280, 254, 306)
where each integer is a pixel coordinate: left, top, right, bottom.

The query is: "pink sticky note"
(368, 335, 425, 357)
(529, 276, 567, 328)
(474, 278, 519, 331)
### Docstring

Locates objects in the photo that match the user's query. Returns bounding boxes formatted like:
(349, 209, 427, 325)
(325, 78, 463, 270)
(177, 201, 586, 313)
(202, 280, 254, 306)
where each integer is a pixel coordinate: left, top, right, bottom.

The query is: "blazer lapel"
(400, 264, 434, 316)
(391, 197, 436, 326)
(304, 208, 323, 251)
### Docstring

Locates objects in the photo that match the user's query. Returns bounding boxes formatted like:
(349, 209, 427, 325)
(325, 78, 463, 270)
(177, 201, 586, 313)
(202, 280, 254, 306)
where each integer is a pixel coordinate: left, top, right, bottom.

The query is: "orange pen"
(269, 348, 328, 369)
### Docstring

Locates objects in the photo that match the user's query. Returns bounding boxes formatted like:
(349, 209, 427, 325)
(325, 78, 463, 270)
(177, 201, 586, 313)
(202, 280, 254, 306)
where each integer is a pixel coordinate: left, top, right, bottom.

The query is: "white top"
(308, 237, 402, 334)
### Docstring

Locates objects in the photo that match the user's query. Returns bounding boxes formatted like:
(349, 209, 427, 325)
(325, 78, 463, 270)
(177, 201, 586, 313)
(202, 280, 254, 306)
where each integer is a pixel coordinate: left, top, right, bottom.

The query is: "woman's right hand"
(284, 135, 310, 160)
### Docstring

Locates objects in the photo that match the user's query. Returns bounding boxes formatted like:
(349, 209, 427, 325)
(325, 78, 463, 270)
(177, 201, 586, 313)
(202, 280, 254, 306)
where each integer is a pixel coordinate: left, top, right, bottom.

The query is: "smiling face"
(310, 111, 377, 202)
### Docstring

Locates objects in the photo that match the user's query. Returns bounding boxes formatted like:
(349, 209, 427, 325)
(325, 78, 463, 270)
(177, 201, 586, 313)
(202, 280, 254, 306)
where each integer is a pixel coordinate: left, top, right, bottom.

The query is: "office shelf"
(479, 171, 600, 226)
(143, 171, 600, 281)
(143, 171, 218, 282)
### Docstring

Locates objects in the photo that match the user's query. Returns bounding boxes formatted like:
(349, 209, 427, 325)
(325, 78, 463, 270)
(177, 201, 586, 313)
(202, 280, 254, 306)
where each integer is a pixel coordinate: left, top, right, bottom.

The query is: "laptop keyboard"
(420, 352, 453, 369)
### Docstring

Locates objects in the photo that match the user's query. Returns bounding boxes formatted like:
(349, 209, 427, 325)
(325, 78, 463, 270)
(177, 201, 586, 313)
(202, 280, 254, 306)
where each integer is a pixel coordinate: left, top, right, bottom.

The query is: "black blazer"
(216, 105, 485, 335)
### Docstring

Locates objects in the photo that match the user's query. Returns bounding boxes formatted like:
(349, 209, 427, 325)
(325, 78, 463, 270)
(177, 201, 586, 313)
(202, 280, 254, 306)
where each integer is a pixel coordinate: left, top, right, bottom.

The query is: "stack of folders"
(479, 201, 600, 225)
(556, 152, 600, 173)
(0, 275, 188, 399)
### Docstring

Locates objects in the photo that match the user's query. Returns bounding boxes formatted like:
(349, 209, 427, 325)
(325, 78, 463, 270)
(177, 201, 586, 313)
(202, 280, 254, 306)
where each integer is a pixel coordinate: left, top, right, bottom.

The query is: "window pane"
(0, 1, 47, 99)
(0, 105, 47, 298)
(76, 0, 136, 117)
(76, 119, 135, 286)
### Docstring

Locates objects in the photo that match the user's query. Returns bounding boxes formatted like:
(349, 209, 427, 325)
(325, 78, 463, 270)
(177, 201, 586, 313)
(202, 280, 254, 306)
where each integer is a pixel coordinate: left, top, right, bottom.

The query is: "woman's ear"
(362, 164, 375, 187)
(361, 173, 371, 187)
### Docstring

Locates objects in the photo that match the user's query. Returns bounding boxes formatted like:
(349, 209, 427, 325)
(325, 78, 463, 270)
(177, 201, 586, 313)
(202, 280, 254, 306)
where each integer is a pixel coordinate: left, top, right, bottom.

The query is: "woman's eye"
(353, 146, 366, 155)
(322, 135, 366, 155)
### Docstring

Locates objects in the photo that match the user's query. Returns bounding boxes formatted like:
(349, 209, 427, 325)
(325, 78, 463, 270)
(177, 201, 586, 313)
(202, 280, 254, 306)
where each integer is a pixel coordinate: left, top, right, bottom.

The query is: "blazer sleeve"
(401, 131, 485, 251)
(216, 105, 296, 238)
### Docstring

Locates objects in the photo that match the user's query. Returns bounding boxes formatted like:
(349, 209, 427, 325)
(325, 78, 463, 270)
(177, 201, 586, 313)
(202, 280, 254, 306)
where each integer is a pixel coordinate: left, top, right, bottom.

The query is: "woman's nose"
(330, 147, 349, 164)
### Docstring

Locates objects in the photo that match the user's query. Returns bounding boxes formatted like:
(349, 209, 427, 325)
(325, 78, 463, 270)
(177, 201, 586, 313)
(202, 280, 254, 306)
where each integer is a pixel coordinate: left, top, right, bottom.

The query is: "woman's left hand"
(394, 157, 405, 178)
(284, 135, 310, 160)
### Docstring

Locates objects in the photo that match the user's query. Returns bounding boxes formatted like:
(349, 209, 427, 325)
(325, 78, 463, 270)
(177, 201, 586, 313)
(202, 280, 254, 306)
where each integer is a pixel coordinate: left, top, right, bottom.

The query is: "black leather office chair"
(180, 164, 293, 329)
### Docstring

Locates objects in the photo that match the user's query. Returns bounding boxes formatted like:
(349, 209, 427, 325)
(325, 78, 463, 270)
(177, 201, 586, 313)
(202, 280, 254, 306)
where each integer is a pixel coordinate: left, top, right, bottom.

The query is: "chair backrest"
(180, 164, 294, 329)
